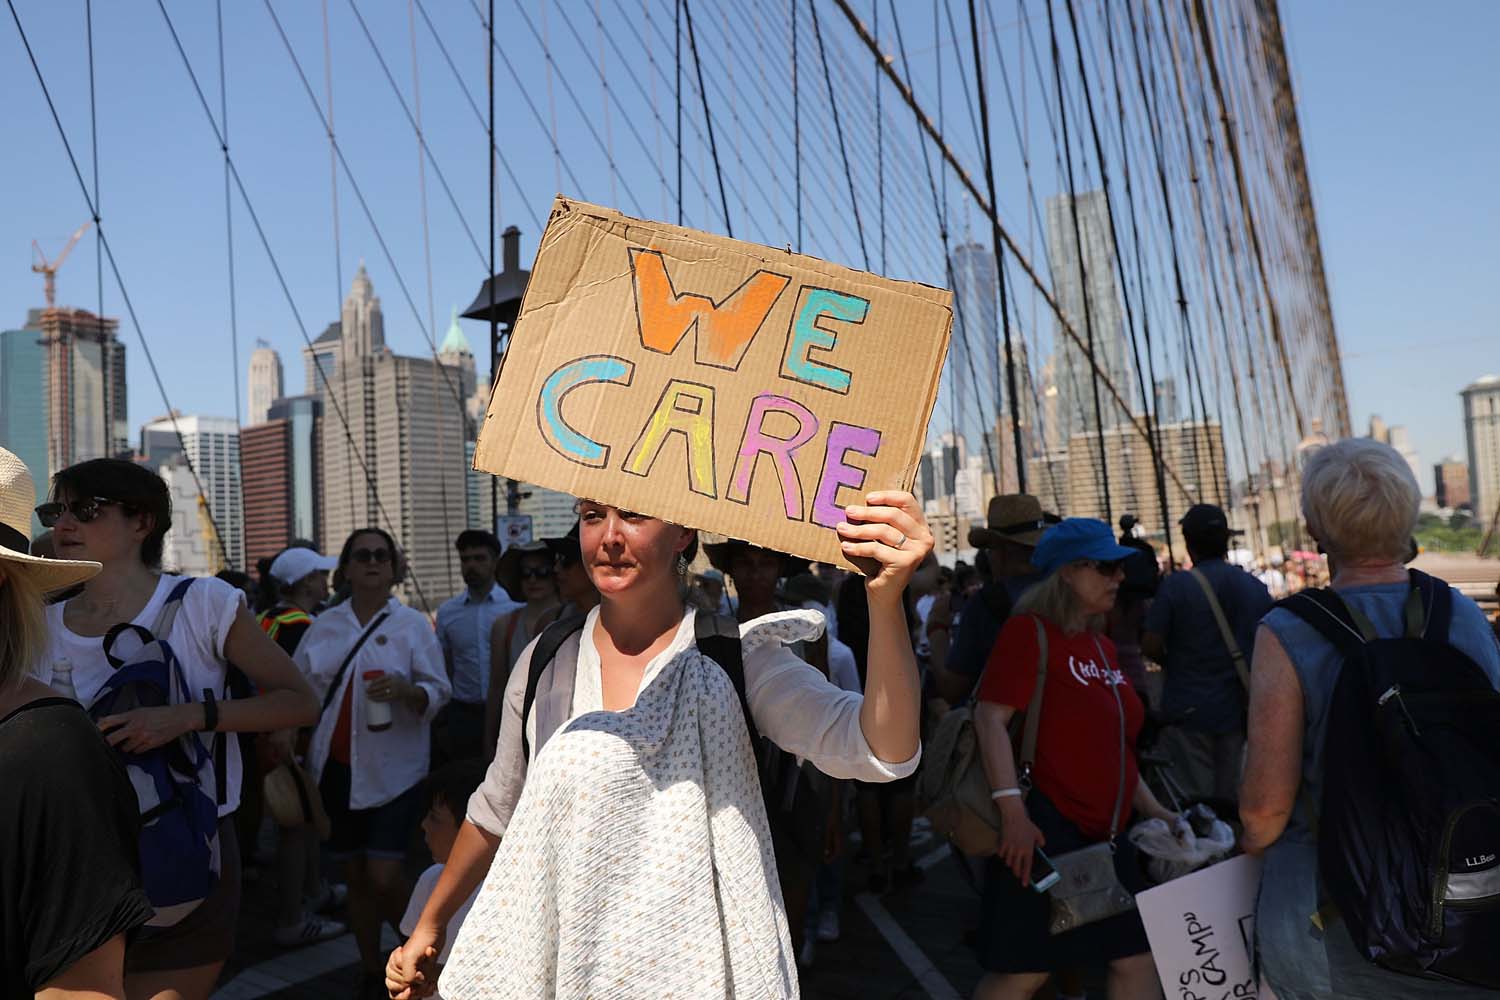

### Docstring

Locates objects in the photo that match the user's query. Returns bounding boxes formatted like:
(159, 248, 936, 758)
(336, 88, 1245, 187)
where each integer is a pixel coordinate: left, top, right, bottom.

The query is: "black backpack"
(520, 612, 827, 863)
(1277, 570, 1500, 987)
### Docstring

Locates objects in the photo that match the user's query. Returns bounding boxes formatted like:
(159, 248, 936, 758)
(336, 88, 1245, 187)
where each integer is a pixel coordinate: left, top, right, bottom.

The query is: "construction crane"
(197, 494, 226, 576)
(31, 221, 92, 309)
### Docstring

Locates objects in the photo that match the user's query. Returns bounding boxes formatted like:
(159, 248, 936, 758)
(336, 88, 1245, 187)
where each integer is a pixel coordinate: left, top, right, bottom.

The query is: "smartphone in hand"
(1031, 848, 1061, 893)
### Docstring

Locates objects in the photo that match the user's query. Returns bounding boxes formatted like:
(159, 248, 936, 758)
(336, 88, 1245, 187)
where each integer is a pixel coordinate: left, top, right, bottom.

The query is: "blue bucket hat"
(1031, 518, 1138, 575)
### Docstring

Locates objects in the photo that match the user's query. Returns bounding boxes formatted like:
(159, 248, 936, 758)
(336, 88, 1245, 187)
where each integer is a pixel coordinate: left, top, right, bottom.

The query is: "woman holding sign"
(385, 492, 930, 999)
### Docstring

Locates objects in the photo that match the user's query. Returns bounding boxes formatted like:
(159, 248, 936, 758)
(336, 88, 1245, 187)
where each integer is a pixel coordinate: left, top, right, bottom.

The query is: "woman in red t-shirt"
(972, 518, 1179, 1000)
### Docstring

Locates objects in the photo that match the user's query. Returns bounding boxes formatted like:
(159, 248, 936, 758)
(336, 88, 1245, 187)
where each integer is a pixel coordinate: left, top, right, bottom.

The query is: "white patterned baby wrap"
(442, 611, 824, 1000)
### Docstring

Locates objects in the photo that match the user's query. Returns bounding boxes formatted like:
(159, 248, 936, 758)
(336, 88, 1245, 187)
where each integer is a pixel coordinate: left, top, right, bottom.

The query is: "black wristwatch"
(201, 689, 219, 732)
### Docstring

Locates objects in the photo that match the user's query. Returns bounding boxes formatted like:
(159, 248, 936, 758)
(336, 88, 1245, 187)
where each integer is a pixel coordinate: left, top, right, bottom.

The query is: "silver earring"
(676, 554, 689, 577)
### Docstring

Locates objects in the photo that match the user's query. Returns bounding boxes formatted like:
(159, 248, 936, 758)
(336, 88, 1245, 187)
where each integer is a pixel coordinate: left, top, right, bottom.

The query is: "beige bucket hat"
(0, 447, 101, 593)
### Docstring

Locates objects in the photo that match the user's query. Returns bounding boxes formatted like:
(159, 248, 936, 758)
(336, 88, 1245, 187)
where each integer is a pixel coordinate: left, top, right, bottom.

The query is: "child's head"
(421, 759, 488, 863)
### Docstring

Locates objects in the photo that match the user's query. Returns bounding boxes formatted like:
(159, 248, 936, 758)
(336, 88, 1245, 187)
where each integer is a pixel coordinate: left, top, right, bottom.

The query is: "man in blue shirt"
(1143, 504, 1272, 804)
(435, 530, 521, 763)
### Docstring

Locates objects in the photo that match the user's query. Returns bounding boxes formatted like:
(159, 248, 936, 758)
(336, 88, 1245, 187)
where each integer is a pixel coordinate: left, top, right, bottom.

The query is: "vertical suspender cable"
(791, 0, 801, 251)
(808, 0, 868, 271)
(874, 0, 884, 274)
(321, 0, 354, 517)
(681, 0, 732, 236)
(675, 0, 683, 224)
(488, 0, 498, 521)
(85, 0, 109, 456)
(215, 0, 242, 440)
(1064, 0, 1174, 554)
(967, 0, 1026, 494)
(1045, 0, 1111, 524)
(1098, 0, 1174, 564)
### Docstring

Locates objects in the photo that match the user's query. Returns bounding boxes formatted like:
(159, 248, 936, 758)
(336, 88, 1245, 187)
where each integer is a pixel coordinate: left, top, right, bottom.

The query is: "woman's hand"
(99, 704, 198, 754)
(386, 926, 443, 1000)
(996, 798, 1046, 886)
(366, 673, 415, 704)
(836, 491, 933, 600)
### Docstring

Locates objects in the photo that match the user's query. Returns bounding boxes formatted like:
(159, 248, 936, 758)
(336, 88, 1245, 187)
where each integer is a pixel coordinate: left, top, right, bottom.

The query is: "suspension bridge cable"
(1045, 0, 1113, 523)
(85, 0, 108, 454)
(214, 0, 243, 439)
(792, 0, 800, 250)
(1061, 0, 1175, 546)
(406, 0, 455, 587)
(675, 0, 682, 223)
(344, 0, 486, 265)
(874, 0, 884, 274)
(829, 0, 1197, 505)
(680, 0, 732, 235)
(807, 0, 868, 270)
(8, 0, 233, 569)
(146, 0, 439, 610)
(887, 0, 999, 486)
(462, 0, 591, 202)
(968, 0, 1027, 493)
(260, 1, 472, 424)
(1185, 0, 1304, 440)
(488, 0, 499, 520)
(1096, 0, 1176, 561)
(411, 0, 540, 229)
(320, 0, 355, 512)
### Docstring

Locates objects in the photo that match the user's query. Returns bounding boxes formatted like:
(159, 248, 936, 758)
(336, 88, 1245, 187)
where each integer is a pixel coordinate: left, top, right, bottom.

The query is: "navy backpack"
(1277, 570, 1500, 987)
(87, 578, 222, 927)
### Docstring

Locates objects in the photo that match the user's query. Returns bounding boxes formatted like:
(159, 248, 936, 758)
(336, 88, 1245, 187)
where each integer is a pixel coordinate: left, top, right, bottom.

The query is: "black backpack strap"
(695, 612, 760, 752)
(321, 611, 391, 713)
(519, 612, 588, 762)
(1274, 589, 1371, 657)
(1406, 569, 1453, 640)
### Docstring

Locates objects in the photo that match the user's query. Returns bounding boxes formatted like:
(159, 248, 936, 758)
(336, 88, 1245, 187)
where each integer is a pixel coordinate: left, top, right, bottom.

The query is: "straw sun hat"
(0, 447, 101, 593)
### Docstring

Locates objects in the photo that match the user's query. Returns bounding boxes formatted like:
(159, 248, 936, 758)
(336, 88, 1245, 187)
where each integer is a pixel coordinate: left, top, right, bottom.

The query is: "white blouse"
(295, 597, 451, 810)
(467, 605, 918, 839)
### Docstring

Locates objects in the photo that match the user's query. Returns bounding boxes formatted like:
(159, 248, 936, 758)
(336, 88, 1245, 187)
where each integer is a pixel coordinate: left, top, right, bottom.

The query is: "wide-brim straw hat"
(967, 494, 1059, 550)
(0, 447, 101, 593)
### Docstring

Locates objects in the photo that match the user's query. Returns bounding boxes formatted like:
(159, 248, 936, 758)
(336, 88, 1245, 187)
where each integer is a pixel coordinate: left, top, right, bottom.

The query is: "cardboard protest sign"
(1135, 855, 1279, 1000)
(474, 197, 953, 566)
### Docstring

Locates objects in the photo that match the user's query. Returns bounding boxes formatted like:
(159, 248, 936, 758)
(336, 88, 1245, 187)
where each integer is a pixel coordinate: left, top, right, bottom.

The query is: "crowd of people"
(2, 432, 1498, 1000)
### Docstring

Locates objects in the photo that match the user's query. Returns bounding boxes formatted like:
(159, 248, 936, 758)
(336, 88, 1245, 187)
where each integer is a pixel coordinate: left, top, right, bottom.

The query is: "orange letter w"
(629, 248, 791, 370)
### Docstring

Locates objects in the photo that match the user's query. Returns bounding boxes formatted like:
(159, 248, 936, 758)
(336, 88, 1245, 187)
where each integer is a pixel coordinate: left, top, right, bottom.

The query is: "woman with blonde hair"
(1242, 437, 1500, 999)
(0, 447, 153, 998)
(972, 518, 1179, 1000)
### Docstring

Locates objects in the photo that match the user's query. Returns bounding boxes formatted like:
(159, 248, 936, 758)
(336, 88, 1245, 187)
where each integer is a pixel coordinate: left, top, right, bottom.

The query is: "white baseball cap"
(269, 546, 337, 587)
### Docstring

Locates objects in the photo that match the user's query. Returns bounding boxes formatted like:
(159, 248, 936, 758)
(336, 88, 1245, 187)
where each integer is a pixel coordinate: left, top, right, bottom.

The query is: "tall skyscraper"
(247, 342, 284, 426)
(1064, 418, 1228, 551)
(1153, 377, 1181, 424)
(39, 306, 127, 472)
(952, 241, 1000, 405)
(1045, 191, 1133, 447)
(1385, 424, 1422, 493)
(0, 324, 48, 492)
(438, 308, 478, 405)
(241, 395, 322, 568)
(302, 322, 341, 394)
(1462, 376, 1500, 526)
(318, 269, 467, 607)
(1434, 457, 1471, 511)
(141, 414, 244, 571)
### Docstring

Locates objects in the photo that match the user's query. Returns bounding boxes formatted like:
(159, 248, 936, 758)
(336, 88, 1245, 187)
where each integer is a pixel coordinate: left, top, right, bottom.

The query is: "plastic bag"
(1128, 811, 1236, 884)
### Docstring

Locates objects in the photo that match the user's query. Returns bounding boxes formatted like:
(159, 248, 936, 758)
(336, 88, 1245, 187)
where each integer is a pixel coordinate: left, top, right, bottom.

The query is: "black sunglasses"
(519, 565, 554, 580)
(1079, 558, 1126, 576)
(350, 547, 391, 564)
(35, 497, 130, 527)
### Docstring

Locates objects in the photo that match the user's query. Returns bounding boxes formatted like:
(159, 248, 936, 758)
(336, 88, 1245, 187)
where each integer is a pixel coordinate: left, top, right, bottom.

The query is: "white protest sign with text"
(1135, 854, 1279, 1000)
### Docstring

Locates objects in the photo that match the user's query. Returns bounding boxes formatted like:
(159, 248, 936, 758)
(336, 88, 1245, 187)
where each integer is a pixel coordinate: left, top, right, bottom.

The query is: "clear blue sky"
(1281, 0, 1500, 489)
(2, 1, 1495, 495)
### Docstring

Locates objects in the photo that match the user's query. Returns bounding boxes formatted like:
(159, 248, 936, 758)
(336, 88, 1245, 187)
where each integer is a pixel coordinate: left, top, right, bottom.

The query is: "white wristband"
(990, 788, 1023, 801)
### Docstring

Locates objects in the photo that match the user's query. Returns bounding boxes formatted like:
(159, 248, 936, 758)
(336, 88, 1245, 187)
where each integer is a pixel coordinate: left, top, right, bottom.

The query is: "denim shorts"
(318, 760, 424, 861)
